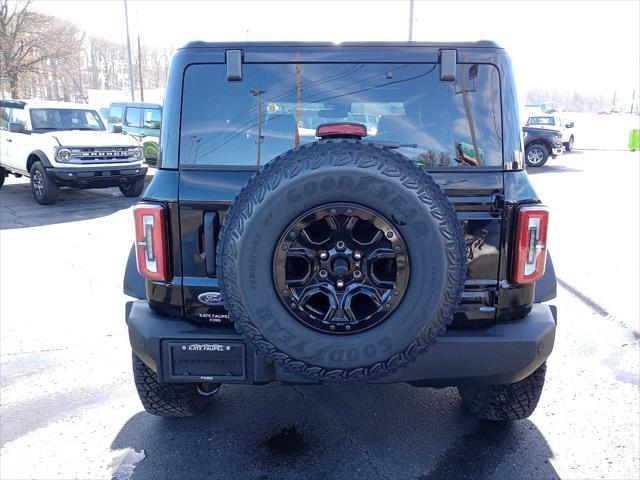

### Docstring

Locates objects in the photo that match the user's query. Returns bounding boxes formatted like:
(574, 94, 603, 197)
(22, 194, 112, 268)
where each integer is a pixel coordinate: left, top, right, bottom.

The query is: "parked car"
(0, 100, 146, 204)
(523, 126, 564, 167)
(525, 114, 575, 151)
(124, 41, 556, 421)
(98, 107, 110, 123)
(107, 102, 161, 166)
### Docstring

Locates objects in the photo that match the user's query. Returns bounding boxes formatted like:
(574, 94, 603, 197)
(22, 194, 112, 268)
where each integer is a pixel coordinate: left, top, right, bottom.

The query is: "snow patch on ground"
(110, 448, 146, 480)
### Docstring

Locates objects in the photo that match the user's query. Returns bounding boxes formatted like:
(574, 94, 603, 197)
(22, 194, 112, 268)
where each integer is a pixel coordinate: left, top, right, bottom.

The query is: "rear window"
(180, 63, 502, 168)
(143, 108, 161, 129)
(527, 116, 555, 126)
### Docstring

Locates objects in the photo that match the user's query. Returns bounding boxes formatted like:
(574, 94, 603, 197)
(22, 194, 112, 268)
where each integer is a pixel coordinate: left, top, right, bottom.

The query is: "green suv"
(107, 102, 161, 166)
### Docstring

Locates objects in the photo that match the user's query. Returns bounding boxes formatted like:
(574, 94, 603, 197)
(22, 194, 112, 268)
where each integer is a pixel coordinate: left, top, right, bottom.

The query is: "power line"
(195, 65, 436, 161)
(191, 64, 365, 152)
(194, 64, 409, 160)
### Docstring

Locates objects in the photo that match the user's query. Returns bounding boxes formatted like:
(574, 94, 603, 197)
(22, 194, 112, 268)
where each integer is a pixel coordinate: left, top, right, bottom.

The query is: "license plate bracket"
(165, 341, 246, 382)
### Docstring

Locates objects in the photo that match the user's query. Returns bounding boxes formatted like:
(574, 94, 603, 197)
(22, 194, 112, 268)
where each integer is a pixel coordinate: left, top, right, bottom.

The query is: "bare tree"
(0, 0, 83, 98)
(0, 1, 172, 102)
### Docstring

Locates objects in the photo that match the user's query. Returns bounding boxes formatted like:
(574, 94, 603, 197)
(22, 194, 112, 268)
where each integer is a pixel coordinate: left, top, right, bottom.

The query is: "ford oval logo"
(198, 292, 223, 306)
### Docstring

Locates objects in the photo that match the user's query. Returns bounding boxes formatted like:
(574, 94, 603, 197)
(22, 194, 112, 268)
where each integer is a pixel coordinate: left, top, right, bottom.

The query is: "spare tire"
(217, 140, 466, 381)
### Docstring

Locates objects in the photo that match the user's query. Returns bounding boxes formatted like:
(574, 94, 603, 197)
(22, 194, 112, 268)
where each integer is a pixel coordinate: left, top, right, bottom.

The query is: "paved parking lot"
(1, 150, 638, 479)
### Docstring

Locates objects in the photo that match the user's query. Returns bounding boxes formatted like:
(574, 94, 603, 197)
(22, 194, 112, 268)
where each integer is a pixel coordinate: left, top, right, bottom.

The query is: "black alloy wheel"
(273, 203, 409, 334)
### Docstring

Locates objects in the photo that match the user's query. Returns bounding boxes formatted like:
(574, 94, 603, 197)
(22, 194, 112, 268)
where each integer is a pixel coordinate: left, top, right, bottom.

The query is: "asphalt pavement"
(1, 150, 638, 480)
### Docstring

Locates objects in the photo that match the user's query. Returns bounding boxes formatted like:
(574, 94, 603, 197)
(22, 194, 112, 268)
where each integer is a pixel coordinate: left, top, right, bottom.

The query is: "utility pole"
(123, 0, 135, 101)
(250, 90, 265, 166)
(137, 32, 144, 102)
(408, 0, 414, 41)
(295, 53, 302, 147)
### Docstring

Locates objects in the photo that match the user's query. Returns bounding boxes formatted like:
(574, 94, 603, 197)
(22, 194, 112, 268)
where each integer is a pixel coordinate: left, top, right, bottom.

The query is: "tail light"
(513, 205, 549, 284)
(134, 203, 168, 282)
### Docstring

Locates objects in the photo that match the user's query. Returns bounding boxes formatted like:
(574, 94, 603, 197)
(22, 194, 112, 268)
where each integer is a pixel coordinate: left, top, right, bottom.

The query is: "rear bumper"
(126, 300, 556, 387)
(47, 165, 147, 188)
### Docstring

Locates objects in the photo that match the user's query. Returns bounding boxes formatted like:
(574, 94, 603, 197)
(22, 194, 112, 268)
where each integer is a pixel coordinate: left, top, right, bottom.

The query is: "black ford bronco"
(124, 41, 557, 420)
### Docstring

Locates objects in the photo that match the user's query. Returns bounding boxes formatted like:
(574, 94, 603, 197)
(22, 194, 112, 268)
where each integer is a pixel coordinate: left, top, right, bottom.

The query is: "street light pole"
(137, 32, 144, 102)
(408, 0, 414, 41)
(123, 0, 135, 101)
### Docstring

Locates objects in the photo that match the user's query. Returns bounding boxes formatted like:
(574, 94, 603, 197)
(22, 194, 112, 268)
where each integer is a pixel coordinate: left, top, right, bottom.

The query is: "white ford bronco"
(0, 100, 147, 204)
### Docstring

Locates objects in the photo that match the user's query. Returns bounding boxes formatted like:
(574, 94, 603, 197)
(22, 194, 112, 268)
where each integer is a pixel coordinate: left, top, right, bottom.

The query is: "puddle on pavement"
(262, 425, 308, 456)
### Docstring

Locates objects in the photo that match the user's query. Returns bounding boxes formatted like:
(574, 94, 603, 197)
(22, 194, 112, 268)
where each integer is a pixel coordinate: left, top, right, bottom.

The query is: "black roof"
(180, 40, 501, 50)
(0, 100, 26, 109)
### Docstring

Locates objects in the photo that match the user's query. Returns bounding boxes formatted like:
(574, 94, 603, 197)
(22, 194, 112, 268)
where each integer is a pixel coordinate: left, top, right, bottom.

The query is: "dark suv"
(124, 42, 557, 420)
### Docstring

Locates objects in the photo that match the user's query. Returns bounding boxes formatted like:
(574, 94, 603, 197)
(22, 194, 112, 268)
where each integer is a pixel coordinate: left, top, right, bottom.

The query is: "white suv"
(525, 114, 576, 151)
(0, 100, 147, 205)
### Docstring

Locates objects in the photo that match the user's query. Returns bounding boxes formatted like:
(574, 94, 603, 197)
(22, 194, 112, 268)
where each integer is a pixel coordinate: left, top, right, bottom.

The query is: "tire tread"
(458, 363, 547, 420)
(132, 353, 211, 417)
(216, 140, 466, 381)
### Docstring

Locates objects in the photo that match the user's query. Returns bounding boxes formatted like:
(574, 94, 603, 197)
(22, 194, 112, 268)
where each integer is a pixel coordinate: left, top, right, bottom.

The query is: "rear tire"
(119, 176, 145, 197)
(132, 353, 214, 417)
(457, 362, 547, 421)
(0, 167, 6, 187)
(30, 161, 58, 205)
(525, 144, 549, 167)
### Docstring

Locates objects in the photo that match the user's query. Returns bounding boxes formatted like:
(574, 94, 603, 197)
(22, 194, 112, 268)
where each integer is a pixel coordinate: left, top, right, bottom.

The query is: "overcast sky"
(33, 0, 640, 99)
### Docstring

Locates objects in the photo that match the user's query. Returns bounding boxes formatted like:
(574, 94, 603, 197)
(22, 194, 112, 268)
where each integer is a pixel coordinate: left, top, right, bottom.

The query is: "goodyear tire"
(458, 362, 547, 420)
(217, 140, 466, 381)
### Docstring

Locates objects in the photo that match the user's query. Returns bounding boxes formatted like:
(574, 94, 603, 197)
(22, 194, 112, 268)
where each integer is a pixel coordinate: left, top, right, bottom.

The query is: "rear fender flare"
(534, 252, 557, 303)
(124, 244, 146, 299)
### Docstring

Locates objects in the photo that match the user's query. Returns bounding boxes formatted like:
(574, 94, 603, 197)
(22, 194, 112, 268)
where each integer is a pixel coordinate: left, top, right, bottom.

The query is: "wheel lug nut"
(345, 325, 351, 331)
(353, 270, 362, 279)
(319, 270, 328, 278)
(330, 208, 337, 214)
(336, 241, 345, 251)
(353, 252, 362, 260)
(386, 231, 394, 238)
(393, 290, 399, 296)
(281, 244, 288, 251)
(346, 209, 352, 214)
(336, 280, 345, 288)
(282, 289, 289, 296)
(330, 325, 336, 330)
(394, 245, 401, 252)
(320, 252, 328, 260)
(290, 302, 297, 308)
(385, 303, 391, 309)
(288, 231, 296, 239)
